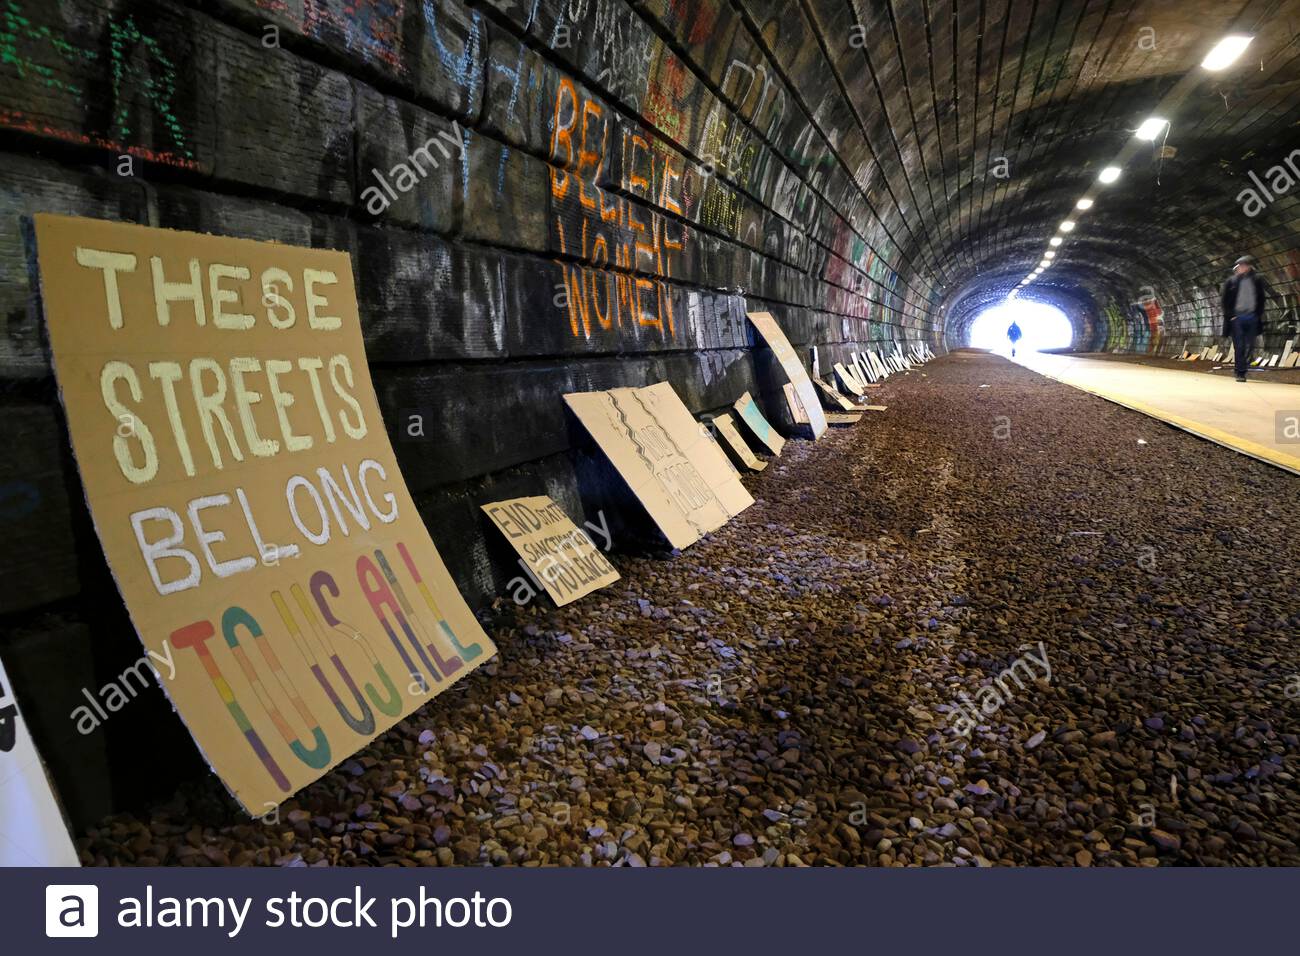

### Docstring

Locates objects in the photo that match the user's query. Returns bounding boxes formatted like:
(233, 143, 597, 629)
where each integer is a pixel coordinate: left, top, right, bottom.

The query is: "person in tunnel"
(1006, 320, 1023, 357)
(1221, 255, 1273, 382)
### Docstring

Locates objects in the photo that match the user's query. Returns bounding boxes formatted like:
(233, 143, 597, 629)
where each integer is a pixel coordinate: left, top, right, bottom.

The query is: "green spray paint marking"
(0, 1, 192, 159)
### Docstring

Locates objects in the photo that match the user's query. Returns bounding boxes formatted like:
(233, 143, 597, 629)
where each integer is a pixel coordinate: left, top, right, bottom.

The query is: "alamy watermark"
(946, 641, 1052, 737)
(1237, 148, 1300, 218)
(361, 122, 466, 217)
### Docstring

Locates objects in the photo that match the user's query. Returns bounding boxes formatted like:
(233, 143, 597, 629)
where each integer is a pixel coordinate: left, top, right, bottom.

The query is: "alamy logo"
(1276, 411, 1300, 445)
(45, 885, 99, 937)
(1237, 149, 1300, 217)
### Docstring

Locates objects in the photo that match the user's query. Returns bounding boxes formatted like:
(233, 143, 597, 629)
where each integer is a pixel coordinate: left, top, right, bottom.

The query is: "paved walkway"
(1020, 352, 1300, 475)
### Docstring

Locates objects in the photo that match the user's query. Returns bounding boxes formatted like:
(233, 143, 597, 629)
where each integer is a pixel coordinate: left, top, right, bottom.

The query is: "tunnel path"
(1021, 352, 1300, 475)
(77, 353, 1300, 866)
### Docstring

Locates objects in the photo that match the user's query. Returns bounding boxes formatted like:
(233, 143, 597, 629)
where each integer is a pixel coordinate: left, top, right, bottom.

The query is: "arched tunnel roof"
(769, 0, 1300, 349)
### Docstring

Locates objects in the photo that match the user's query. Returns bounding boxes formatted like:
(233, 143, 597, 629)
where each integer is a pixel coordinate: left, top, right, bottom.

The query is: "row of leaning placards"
(33, 215, 496, 815)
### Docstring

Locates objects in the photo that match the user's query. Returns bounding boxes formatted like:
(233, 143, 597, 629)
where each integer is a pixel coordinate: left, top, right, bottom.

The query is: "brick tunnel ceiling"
(728, 0, 1300, 345)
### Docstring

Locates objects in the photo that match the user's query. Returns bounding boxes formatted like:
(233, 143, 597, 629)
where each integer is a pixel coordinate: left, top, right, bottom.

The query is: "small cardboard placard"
(734, 391, 785, 455)
(33, 214, 495, 814)
(826, 412, 863, 426)
(834, 363, 865, 396)
(711, 413, 766, 471)
(783, 383, 810, 424)
(565, 382, 753, 549)
(481, 496, 619, 606)
(0, 653, 79, 866)
(813, 376, 857, 411)
(853, 353, 873, 385)
(868, 351, 891, 379)
(746, 311, 827, 439)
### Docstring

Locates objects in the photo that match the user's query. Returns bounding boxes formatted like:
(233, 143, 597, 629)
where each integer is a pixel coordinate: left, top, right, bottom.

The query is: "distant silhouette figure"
(1007, 321, 1023, 357)
(1221, 255, 1273, 381)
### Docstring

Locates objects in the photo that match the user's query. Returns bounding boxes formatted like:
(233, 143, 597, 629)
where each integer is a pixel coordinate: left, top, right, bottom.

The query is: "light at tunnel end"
(968, 300, 1075, 354)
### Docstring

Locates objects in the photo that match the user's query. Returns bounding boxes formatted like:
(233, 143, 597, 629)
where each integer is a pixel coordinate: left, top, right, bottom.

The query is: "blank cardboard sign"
(637, 382, 753, 517)
(852, 353, 873, 385)
(712, 413, 766, 471)
(783, 383, 810, 424)
(746, 311, 828, 439)
(834, 363, 865, 396)
(826, 412, 864, 426)
(565, 383, 753, 550)
(33, 214, 496, 814)
(813, 376, 857, 411)
(734, 391, 785, 455)
(481, 496, 619, 606)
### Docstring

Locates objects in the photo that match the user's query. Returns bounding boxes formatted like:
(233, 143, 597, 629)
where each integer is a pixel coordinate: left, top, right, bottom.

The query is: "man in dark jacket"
(1221, 255, 1273, 381)
(1007, 320, 1023, 358)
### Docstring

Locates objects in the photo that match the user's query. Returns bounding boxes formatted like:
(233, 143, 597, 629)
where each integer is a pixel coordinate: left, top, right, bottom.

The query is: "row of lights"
(1015, 34, 1255, 290)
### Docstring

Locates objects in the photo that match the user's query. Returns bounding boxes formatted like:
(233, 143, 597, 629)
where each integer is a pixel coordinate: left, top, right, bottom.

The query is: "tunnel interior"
(0, 0, 1298, 868)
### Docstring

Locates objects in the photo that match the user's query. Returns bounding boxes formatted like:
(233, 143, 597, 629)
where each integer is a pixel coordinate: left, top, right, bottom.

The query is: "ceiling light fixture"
(1136, 117, 1168, 140)
(1099, 166, 1122, 184)
(1076, 198, 1094, 210)
(1044, 251, 1056, 259)
(1202, 35, 1253, 71)
(1050, 236, 1063, 246)
(1060, 220, 1076, 232)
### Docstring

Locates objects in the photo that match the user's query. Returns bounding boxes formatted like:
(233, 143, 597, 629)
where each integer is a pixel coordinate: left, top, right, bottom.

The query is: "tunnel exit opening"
(969, 300, 1074, 356)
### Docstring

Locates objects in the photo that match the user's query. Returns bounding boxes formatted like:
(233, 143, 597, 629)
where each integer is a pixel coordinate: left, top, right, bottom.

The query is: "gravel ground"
(78, 352, 1300, 866)
(1074, 351, 1300, 384)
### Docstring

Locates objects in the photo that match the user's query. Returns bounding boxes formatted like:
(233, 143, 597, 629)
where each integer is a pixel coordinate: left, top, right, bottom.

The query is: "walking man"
(1221, 255, 1273, 381)
(1007, 320, 1023, 358)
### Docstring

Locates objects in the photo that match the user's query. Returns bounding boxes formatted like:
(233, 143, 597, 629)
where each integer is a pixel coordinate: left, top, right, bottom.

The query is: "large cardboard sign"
(0, 654, 79, 866)
(734, 391, 785, 455)
(636, 382, 752, 514)
(33, 214, 495, 814)
(712, 413, 766, 471)
(565, 383, 753, 549)
(482, 496, 619, 606)
(746, 312, 828, 439)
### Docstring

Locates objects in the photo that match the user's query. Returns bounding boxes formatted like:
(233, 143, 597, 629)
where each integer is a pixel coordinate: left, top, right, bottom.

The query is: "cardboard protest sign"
(33, 214, 495, 814)
(834, 363, 865, 396)
(734, 391, 785, 455)
(636, 382, 753, 519)
(481, 496, 618, 606)
(745, 311, 827, 439)
(825, 412, 863, 426)
(868, 351, 891, 380)
(783, 383, 810, 425)
(813, 376, 857, 411)
(711, 413, 765, 471)
(565, 383, 752, 550)
(0, 654, 80, 866)
(852, 353, 873, 385)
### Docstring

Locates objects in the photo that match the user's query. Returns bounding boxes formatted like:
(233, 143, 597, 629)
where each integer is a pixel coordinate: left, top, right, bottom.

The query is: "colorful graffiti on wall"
(549, 77, 689, 342)
(0, 0, 200, 170)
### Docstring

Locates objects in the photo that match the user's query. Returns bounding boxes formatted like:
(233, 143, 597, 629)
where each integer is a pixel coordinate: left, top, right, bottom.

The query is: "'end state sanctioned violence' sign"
(34, 214, 496, 814)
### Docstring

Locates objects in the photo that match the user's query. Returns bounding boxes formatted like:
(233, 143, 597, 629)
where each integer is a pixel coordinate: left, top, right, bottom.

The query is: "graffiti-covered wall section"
(0, 0, 942, 819)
